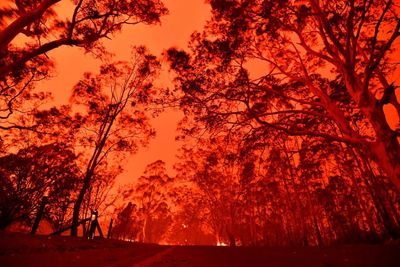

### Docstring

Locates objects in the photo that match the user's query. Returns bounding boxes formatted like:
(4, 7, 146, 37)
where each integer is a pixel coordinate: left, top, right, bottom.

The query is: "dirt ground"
(1, 232, 399, 267)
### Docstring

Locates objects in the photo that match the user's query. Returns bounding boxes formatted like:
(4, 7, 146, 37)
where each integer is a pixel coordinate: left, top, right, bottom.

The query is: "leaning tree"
(69, 47, 160, 236)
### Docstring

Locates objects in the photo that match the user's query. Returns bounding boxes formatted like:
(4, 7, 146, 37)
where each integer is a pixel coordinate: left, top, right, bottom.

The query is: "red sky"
(7, 0, 399, 185)
(39, 0, 211, 185)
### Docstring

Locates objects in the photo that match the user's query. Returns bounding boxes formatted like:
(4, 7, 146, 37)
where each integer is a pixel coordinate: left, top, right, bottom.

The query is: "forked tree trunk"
(341, 66, 400, 192)
(306, 2, 400, 192)
(71, 172, 93, 236)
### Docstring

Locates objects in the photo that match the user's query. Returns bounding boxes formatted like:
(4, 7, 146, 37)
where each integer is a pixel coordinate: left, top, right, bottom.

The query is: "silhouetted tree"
(0, 0, 167, 78)
(0, 0, 167, 130)
(112, 202, 140, 241)
(167, 0, 400, 191)
(132, 160, 172, 242)
(70, 47, 159, 236)
(0, 143, 79, 229)
(166, 185, 215, 245)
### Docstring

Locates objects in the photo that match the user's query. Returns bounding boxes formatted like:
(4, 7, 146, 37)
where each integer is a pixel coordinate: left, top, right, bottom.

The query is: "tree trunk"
(0, 0, 61, 51)
(343, 72, 400, 192)
(312, 214, 324, 247)
(228, 232, 236, 247)
(70, 106, 116, 237)
(71, 173, 92, 236)
(366, 106, 400, 192)
(142, 216, 148, 243)
(362, 155, 400, 239)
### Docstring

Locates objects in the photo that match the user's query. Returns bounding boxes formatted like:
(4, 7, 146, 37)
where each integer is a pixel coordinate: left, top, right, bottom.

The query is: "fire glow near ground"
(0, 232, 399, 267)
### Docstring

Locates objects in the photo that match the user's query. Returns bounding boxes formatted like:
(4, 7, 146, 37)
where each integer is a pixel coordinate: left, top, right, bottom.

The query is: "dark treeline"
(171, 135, 400, 246)
(1, 0, 400, 247)
(110, 134, 400, 246)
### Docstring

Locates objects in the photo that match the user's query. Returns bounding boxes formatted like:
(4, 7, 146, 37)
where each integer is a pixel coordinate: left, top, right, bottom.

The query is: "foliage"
(0, 143, 79, 229)
(70, 46, 160, 236)
(167, 0, 400, 191)
(0, 0, 167, 131)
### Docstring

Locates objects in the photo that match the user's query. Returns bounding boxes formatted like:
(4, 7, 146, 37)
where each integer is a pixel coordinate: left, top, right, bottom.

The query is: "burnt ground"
(1, 232, 399, 267)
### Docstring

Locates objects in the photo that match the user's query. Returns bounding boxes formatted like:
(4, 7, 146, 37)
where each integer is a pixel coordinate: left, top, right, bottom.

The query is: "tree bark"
(0, 0, 61, 51)
(364, 106, 400, 191)
(142, 216, 148, 243)
(71, 172, 92, 236)
(353, 148, 400, 239)
(71, 105, 117, 236)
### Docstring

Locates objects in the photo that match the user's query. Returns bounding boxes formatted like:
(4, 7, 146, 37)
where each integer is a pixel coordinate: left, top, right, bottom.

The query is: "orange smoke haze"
(37, 0, 211, 185)
(2, 0, 400, 250)
(7, 0, 399, 186)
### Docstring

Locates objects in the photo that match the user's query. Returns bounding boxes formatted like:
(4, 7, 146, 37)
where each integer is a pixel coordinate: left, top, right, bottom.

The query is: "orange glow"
(37, 0, 211, 183)
(2, 0, 400, 253)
